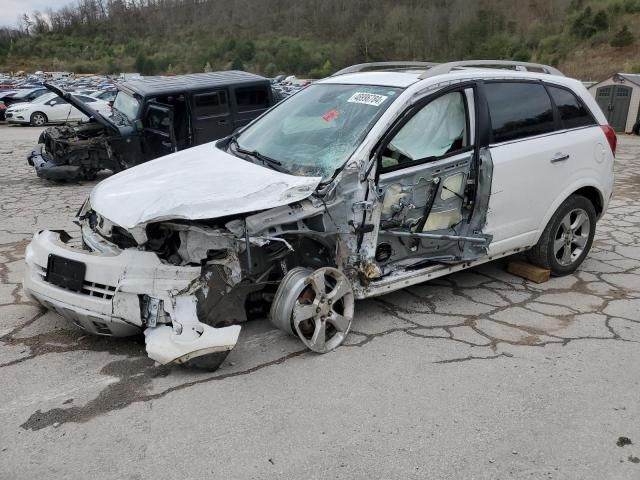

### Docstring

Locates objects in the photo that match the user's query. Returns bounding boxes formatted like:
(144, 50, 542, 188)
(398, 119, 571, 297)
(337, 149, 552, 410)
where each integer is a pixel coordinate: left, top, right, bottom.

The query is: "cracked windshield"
(236, 84, 401, 178)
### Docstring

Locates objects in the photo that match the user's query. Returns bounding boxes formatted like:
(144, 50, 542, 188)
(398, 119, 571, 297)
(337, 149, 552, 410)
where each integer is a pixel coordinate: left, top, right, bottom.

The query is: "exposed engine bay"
(29, 123, 124, 180)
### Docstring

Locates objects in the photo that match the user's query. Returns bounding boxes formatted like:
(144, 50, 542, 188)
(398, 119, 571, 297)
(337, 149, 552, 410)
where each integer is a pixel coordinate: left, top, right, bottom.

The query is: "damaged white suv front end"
(24, 140, 323, 370)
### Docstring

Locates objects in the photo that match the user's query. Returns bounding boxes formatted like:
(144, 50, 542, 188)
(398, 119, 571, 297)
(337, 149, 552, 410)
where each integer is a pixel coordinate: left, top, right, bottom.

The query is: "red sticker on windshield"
(322, 108, 339, 122)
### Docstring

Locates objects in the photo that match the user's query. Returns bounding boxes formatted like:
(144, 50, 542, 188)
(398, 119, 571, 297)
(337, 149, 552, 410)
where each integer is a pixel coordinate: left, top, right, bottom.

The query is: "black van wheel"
(527, 195, 596, 276)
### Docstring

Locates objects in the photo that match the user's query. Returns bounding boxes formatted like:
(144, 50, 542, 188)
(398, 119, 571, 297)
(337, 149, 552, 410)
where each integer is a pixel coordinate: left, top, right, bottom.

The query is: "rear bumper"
(23, 230, 201, 337)
(28, 144, 85, 180)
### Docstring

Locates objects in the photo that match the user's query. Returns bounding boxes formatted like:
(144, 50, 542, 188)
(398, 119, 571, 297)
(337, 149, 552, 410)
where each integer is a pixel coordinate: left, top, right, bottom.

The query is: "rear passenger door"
(482, 81, 597, 254)
(232, 85, 271, 130)
(192, 89, 233, 144)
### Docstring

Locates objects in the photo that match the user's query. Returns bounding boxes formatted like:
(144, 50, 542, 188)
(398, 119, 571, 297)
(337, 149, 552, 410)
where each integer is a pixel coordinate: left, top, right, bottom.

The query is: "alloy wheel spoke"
(554, 238, 565, 256)
(562, 244, 573, 264)
(573, 233, 588, 249)
(328, 313, 350, 333)
(307, 272, 326, 296)
(561, 214, 572, 234)
(310, 319, 326, 350)
(571, 211, 588, 232)
(292, 301, 317, 324)
(327, 277, 351, 301)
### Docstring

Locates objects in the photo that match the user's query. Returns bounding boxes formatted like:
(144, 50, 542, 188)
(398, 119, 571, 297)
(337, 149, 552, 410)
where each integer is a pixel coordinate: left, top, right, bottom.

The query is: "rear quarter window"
(485, 82, 554, 143)
(547, 85, 596, 129)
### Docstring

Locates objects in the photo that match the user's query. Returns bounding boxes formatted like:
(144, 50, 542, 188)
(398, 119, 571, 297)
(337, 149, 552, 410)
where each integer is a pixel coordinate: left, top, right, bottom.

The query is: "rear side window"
(76, 95, 96, 103)
(547, 86, 595, 129)
(235, 86, 270, 112)
(485, 82, 554, 143)
(194, 90, 228, 117)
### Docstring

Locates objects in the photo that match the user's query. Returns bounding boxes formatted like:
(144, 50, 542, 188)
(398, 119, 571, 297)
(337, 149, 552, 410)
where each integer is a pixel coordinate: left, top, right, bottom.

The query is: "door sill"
(354, 246, 528, 299)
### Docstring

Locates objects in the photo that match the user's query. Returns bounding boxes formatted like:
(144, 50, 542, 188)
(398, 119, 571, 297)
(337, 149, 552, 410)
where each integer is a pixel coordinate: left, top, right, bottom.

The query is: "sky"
(2, 0, 71, 28)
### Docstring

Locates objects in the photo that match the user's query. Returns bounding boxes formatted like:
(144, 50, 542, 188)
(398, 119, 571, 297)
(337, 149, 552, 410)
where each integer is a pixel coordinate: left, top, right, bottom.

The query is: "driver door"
(372, 86, 490, 269)
(141, 102, 177, 161)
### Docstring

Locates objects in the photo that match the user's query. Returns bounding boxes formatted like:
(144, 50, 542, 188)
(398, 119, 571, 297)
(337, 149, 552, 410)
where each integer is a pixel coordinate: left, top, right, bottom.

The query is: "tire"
(527, 194, 596, 276)
(30, 112, 48, 127)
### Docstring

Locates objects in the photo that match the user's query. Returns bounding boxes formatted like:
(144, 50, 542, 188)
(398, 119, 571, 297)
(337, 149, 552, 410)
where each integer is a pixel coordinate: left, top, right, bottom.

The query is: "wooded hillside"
(1, 0, 639, 80)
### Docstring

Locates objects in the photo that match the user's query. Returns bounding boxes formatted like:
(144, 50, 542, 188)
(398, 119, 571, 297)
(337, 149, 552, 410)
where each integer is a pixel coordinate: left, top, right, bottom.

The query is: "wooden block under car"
(507, 261, 551, 284)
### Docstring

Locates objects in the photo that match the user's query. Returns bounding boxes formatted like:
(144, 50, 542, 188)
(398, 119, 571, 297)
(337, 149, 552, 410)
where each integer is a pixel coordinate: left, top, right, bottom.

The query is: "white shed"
(588, 73, 640, 133)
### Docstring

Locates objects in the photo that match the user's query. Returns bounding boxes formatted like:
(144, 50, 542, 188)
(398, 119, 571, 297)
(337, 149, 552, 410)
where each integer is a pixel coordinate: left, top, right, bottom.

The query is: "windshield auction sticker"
(347, 92, 388, 107)
(322, 108, 340, 122)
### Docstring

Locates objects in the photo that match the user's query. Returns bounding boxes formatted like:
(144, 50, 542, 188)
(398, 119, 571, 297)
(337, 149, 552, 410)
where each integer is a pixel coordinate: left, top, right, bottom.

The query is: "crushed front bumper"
(23, 230, 241, 369)
(28, 144, 85, 181)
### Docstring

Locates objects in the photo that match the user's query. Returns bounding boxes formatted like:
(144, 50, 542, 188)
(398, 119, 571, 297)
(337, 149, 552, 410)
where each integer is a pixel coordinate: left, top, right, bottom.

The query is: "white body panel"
(90, 142, 322, 229)
(485, 125, 614, 255)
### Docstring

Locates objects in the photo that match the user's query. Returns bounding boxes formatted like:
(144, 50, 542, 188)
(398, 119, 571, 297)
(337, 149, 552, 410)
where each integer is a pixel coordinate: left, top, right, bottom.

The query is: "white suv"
(23, 60, 616, 370)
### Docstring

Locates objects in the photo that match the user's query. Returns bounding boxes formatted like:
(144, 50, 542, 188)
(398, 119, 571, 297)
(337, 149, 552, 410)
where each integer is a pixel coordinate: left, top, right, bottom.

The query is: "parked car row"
(20, 60, 617, 373)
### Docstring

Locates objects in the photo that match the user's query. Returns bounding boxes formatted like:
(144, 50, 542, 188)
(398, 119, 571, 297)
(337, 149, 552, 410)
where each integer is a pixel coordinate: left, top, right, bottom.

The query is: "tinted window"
(194, 90, 228, 117)
(547, 86, 595, 130)
(485, 82, 554, 143)
(235, 86, 270, 112)
(382, 91, 469, 169)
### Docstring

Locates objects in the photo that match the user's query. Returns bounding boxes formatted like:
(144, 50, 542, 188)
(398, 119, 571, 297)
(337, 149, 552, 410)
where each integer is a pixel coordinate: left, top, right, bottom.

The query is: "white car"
(23, 60, 616, 370)
(6, 92, 112, 126)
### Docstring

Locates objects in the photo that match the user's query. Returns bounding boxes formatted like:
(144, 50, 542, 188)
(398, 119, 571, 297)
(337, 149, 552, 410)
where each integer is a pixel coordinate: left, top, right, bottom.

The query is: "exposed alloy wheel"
(30, 112, 47, 127)
(528, 195, 596, 276)
(270, 267, 354, 353)
(553, 208, 591, 266)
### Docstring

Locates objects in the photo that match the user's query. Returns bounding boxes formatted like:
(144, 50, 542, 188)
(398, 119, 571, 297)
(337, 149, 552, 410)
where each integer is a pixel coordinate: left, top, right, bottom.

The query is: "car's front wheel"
(527, 195, 597, 276)
(30, 112, 48, 127)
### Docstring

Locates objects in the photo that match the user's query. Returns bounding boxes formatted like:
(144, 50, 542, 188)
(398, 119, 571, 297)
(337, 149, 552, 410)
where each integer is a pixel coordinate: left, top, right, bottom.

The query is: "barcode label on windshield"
(347, 92, 388, 107)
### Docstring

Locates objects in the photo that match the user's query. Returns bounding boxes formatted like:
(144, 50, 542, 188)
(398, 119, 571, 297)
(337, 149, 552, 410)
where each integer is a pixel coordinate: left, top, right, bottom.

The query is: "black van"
(29, 71, 278, 180)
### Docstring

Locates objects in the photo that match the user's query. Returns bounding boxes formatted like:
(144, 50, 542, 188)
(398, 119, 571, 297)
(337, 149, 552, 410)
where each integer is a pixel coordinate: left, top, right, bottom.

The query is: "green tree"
(571, 7, 595, 38)
(592, 10, 608, 31)
(611, 25, 634, 47)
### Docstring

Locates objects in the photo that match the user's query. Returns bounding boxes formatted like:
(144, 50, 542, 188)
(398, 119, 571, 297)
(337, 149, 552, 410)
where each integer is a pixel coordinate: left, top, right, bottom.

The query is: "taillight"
(601, 125, 617, 156)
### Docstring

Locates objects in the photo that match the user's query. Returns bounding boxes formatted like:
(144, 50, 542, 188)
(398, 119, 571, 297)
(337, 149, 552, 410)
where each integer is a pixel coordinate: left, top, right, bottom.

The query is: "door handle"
(551, 153, 570, 163)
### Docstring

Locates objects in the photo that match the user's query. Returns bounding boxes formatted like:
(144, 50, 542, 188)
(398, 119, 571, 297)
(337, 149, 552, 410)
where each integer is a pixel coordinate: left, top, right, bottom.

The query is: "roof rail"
(333, 61, 438, 76)
(417, 60, 564, 79)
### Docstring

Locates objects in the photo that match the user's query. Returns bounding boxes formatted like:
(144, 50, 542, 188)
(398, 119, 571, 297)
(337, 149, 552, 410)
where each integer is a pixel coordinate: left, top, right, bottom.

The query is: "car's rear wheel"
(30, 112, 48, 127)
(527, 195, 596, 276)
